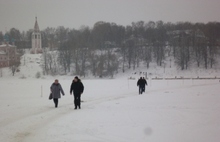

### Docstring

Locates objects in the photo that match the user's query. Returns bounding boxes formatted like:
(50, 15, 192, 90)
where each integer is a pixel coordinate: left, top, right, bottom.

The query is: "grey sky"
(0, 0, 219, 32)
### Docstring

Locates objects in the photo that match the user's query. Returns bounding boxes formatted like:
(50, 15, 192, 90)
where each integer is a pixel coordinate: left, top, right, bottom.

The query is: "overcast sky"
(0, 0, 219, 32)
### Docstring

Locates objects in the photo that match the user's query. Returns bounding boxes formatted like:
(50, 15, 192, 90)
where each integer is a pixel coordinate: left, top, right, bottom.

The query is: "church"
(31, 17, 42, 54)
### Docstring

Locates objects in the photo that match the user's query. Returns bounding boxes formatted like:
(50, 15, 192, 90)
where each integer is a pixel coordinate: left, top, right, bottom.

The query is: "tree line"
(1, 21, 220, 77)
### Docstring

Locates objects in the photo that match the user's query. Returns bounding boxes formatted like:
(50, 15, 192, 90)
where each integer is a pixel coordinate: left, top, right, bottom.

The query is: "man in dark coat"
(70, 76, 84, 109)
(137, 77, 144, 94)
(50, 79, 65, 108)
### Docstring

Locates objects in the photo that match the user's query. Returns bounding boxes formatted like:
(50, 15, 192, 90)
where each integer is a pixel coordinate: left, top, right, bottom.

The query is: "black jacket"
(70, 80, 84, 95)
(137, 79, 147, 87)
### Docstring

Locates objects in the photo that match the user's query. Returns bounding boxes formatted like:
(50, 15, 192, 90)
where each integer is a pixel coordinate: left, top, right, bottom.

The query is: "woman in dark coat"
(50, 79, 65, 108)
(70, 76, 84, 109)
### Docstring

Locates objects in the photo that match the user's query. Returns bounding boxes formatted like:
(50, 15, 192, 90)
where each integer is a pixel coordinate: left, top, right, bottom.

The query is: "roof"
(34, 17, 40, 32)
(0, 44, 16, 48)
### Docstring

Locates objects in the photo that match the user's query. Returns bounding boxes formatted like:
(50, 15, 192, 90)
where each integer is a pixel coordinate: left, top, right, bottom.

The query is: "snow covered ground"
(0, 78, 220, 142)
(0, 53, 220, 142)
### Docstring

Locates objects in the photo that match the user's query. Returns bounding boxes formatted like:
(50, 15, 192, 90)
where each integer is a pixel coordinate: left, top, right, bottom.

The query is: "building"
(0, 43, 20, 67)
(31, 17, 42, 54)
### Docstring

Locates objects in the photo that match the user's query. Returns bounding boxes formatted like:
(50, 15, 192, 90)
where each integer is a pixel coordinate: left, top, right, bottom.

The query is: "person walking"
(137, 77, 144, 94)
(50, 79, 65, 108)
(142, 77, 148, 92)
(70, 76, 84, 109)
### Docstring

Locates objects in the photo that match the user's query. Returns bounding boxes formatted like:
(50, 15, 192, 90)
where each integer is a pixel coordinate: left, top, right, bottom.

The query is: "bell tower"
(31, 17, 42, 54)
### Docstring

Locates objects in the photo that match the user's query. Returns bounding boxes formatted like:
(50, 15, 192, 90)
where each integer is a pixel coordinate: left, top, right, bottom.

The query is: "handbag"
(49, 93, 53, 100)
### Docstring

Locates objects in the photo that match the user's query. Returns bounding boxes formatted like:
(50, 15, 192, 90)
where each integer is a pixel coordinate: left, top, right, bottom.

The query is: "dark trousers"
(74, 93, 81, 108)
(53, 98, 58, 108)
(143, 86, 145, 92)
(139, 86, 143, 94)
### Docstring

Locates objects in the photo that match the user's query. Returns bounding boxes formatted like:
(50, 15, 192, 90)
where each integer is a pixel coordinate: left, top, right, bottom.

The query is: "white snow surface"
(0, 53, 220, 142)
(0, 78, 220, 142)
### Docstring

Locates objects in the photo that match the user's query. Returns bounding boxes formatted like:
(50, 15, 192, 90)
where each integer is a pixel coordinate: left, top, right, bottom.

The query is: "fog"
(0, 0, 219, 32)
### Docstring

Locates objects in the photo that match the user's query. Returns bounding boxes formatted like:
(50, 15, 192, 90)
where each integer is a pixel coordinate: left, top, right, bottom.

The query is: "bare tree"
(78, 48, 89, 77)
(58, 42, 72, 74)
(107, 53, 119, 78)
(175, 31, 191, 70)
(88, 50, 99, 77)
(143, 45, 152, 68)
(41, 49, 59, 75)
(120, 42, 127, 73)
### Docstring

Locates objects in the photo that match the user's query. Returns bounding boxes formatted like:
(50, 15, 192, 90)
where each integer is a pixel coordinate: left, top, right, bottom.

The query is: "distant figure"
(50, 79, 65, 108)
(70, 76, 84, 109)
(137, 77, 144, 94)
(142, 77, 148, 92)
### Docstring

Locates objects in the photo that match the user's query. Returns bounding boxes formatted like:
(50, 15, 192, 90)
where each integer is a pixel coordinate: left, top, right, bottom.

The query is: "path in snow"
(0, 79, 220, 142)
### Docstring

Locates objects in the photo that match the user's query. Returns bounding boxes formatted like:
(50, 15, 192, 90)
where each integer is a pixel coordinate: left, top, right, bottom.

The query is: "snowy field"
(0, 78, 220, 142)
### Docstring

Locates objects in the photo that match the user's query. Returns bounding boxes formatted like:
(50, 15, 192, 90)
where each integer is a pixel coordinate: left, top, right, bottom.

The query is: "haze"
(0, 0, 219, 32)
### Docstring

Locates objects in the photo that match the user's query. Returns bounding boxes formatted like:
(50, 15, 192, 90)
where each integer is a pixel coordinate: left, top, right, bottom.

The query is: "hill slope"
(1, 52, 220, 79)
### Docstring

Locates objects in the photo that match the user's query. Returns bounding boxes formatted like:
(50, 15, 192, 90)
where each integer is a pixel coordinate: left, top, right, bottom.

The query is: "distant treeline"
(1, 21, 220, 77)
